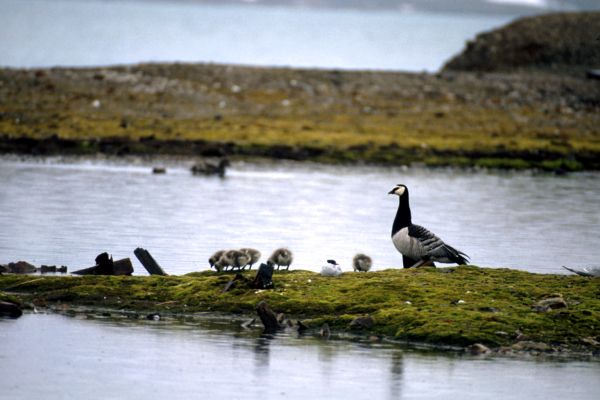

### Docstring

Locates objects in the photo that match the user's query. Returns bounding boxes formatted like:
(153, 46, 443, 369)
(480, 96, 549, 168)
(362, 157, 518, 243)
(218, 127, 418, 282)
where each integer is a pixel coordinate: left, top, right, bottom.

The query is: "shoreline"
(1, 62, 598, 172)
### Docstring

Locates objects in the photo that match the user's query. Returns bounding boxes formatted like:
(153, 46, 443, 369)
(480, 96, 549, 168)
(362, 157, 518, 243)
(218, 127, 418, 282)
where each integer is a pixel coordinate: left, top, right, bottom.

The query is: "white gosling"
(389, 184, 469, 268)
(352, 254, 372, 272)
(239, 248, 261, 270)
(321, 259, 343, 277)
(268, 248, 293, 270)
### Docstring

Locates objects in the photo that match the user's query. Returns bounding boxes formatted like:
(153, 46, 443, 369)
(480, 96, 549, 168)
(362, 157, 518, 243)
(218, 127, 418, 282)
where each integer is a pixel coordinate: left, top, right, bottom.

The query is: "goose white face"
(389, 185, 406, 196)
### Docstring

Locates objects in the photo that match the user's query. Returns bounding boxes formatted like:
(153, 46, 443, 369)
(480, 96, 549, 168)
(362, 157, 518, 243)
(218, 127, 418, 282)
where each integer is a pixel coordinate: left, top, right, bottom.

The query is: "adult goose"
(388, 184, 469, 268)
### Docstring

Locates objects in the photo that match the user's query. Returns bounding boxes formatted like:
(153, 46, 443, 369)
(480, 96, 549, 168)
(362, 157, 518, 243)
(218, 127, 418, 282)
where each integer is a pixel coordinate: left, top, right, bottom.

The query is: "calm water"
(0, 0, 514, 71)
(0, 314, 598, 400)
(0, 157, 598, 274)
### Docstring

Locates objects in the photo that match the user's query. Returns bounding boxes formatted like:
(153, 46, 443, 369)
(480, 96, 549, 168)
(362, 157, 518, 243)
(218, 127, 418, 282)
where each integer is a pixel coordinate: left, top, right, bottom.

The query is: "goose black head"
(327, 259, 338, 265)
(388, 184, 408, 197)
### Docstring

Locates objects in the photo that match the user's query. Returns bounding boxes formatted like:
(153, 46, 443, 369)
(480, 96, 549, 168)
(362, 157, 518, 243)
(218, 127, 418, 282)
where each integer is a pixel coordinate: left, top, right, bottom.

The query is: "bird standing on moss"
(268, 248, 293, 270)
(388, 184, 469, 268)
(353, 254, 372, 272)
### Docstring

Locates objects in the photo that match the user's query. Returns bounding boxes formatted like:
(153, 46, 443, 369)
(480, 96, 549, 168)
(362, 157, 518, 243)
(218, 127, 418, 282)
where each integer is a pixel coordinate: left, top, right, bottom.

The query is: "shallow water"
(0, 157, 598, 274)
(0, 314, 598, 400)
(0, 0, 513, 71)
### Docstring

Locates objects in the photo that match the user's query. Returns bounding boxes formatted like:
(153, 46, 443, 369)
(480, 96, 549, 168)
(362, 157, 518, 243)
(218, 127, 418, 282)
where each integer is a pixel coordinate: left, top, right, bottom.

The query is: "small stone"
(466, 343, 491, 355)
(581, 337, 599, 346)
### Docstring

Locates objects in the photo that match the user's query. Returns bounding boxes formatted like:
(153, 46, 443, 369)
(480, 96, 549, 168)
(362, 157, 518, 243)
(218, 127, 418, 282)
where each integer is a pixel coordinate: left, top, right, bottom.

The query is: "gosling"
(268, 248, 293, 270)
(227, 250, 250, 271)
(239, 248, 261, 270)
(209, 250, 226, 271)
(352, 254, 372, 272)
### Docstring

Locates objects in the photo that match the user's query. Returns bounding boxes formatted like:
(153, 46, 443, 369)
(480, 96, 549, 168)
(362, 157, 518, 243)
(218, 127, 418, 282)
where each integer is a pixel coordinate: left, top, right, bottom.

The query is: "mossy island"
(2, 266, 599, 357)
(1, 12, 599, 171)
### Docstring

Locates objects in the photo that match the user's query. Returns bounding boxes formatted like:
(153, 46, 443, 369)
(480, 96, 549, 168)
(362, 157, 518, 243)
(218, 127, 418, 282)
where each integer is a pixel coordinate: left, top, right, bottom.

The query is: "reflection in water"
(0, 314, 599, 400)
(389, 350, 404, 400)
(0, 158, 598, 275)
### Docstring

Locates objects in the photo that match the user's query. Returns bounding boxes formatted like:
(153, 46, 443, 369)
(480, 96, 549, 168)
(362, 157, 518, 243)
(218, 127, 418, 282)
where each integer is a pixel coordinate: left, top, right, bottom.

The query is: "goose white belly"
(392, 228, 426, 259)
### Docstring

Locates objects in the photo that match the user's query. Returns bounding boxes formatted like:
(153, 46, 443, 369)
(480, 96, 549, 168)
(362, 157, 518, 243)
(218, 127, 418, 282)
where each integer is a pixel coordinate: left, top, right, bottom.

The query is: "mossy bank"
(2, 266, 599, 355)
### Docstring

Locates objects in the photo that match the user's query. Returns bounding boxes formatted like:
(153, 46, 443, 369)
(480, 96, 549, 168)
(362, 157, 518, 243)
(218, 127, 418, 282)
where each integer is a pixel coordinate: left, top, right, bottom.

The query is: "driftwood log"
(134, 248, 168, 276)
(256, 301, 281, 334)
(250, 263, 274, 289)
(72, 256, 133, 276)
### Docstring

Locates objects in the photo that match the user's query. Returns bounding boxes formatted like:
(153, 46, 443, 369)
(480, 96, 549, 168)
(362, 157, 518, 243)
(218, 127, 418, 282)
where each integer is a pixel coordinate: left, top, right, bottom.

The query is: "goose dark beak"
(388, 189, 395, 195)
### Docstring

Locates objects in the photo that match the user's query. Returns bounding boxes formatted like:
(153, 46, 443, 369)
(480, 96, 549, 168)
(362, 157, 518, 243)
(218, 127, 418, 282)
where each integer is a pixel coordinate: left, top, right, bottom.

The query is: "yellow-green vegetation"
(2, 266, 599, 353)
(1, 63, 599, 170)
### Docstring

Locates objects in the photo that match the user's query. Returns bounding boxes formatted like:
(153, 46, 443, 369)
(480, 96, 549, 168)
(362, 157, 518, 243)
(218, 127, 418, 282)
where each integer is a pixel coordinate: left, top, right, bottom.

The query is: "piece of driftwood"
(0, 301, 22, 318)
(222, 273, 248, 293)
(134, 248, 168, 276)
(256, 301, 281, 334)
(72, 257, 133, 276)
(250, 262, 274, 289)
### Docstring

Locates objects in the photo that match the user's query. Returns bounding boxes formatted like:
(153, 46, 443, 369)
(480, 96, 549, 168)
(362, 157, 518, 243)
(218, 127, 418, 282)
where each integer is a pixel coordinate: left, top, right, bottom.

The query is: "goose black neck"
(391, 193, 411, 236)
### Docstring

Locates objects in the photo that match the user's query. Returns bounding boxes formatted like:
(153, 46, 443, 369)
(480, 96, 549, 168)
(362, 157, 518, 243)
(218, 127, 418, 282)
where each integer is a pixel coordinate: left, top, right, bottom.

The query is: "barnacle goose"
(352, 254, 372, 272)
(389, 184, 469, 268)
(268, 248, 293, 270)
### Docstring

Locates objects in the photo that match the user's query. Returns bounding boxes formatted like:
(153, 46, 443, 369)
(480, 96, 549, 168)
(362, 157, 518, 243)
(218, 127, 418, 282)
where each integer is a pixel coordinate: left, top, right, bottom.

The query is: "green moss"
(2, 266, 599, 352)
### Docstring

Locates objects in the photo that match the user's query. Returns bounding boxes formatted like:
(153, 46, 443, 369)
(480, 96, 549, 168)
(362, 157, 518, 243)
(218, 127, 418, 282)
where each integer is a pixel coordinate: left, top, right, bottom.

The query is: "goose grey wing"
(408, 225, 469, 264)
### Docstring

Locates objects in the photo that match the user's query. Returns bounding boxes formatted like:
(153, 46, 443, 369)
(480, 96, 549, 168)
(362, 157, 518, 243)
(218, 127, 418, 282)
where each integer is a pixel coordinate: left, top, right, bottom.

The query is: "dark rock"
(349, 316, 374, 330)
(6, 261, 36, 274)
(152, 167, 166, 174)
(0, 301, 22, 318)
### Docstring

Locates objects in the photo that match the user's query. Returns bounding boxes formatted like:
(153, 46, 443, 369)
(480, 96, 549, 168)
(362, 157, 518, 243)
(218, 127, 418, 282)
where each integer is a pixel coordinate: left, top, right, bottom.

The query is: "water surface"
(0, 0, 513, 71)
(0, 157, 598, 274)
(0, 314, 598, 400)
